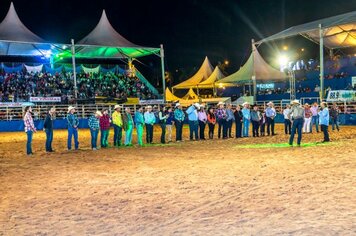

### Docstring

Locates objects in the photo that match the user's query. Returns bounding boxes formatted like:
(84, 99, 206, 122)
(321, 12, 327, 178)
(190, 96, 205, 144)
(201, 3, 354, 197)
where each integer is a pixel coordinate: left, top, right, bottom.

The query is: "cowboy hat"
(291, 99, 300, 105)
(217, 102, 225, 106)
(267, 101, 274, 106)
(194, 103, 200, 108)
(146, 105, 153, 109)
(67, 106, 76, 113)
(304, 103, 309, 106)
(114, 105, 122, 110)
(95, 111, 103, 117)
(175, 103, 181, 108)
(242, 102, 250, 106)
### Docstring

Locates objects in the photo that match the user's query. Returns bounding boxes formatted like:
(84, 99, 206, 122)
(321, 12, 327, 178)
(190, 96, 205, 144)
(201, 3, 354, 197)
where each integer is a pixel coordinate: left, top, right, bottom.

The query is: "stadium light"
(278, 55, 288, 66)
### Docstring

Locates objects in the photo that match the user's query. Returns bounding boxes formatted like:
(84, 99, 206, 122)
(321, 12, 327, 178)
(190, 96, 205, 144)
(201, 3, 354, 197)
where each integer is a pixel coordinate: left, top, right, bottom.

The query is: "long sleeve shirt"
(207, 113, 216, 124)
(310, 106, 319, 116)
(226, 109, 235, 121)
(99, 114, 111, 130)
(24, 112, 36, 132)
(215, 108, 226, 120)
(198, 111, 208, 122)
(134, 111, 144, 125)
(242, 108, 251, 120)
(290, 105, 304, 120)
(234, 110, 243, 123)
(319, 108, 330, 126)
(283, 108, 291, 120)
(186, 105, 198, 121)
(144, 111, 156, 125)
(88, 115, 100, 130)
(122, 113, 133, 130)
(174, 109, 185, 122)
(166, 112, 174, 125)
(265, 107, 276, 118)
(43, 113, 53, 130)
(112, 111, 123, 127)
(159, 111, 167, 123)
(66, 113, 79, 128)
(304, 108, 312, 118)
(250, 110, 261, 122)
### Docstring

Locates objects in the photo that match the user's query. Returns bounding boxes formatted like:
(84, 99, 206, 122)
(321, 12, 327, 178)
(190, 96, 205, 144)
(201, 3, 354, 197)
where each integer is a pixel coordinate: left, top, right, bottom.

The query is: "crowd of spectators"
(0, 71, 156, 103)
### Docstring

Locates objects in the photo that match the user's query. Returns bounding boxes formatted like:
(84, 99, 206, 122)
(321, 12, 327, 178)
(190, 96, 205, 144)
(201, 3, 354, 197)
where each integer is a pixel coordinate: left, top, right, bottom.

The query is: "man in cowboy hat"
(186, 102, 200, 141)
(241, 102, 251, 137)
(265, 101, 276, 136)
(216, 101, 227, 139)
(319, 102, 330, 142)
(289, 100, 304, 147)
(144, 105, 156, 144)
(112, 105, 123, 147)
(174, 103, 185, 142)
(66, 106, 79, 150)
(88, 111, 102, 150)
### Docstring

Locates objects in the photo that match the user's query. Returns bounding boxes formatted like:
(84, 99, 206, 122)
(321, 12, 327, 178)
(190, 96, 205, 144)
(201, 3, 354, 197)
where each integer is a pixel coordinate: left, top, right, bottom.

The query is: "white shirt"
(283, 108, 291, 120)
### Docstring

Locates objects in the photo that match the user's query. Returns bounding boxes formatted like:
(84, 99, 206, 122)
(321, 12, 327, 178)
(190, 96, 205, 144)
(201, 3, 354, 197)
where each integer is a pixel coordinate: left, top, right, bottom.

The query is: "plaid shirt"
(24, 112, 36, 132)
(88, 115, 100, 130)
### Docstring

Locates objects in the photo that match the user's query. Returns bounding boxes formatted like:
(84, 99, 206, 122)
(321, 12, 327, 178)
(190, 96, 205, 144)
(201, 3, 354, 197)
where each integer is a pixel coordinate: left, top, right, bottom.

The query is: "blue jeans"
(90, 129, 99, 149)
(145, 124, 154, 143)
(26, 131, 33, 155)
(160, 123, 166, 143)
(289, 118, 303, 145)
(217, 119, 227, 138)
(243, 118, 250, 137)
(175, 121, 183, 141)
(45, 129, 53, 151)
(113, 124, 122, 146)
(67, 127, 79, 150)
(311, 115, 319, 132)
(331, 117, 339, 131)
(321, 125, 330, 141)
(189, 120, 199, 140)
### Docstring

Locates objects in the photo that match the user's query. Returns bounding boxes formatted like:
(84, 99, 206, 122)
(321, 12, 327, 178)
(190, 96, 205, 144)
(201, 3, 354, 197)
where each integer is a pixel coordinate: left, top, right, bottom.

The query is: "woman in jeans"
(23, 106, 37, 156)
(303, 103, 312, 133)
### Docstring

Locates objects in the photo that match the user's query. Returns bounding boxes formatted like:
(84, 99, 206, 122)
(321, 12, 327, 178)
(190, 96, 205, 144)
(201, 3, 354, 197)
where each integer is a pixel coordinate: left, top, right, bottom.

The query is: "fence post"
(82, 105, 85, 119)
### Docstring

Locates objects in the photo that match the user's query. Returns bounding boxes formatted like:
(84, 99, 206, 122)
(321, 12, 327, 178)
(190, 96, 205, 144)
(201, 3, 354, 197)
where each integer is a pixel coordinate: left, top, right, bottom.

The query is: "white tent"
(197, 66, 225, 89)
(173, 56, 213, 89)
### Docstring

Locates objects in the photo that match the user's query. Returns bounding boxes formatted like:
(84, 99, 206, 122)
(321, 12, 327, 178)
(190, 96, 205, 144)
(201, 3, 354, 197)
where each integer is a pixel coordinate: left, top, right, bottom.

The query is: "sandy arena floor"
(0, 125, 355, 235)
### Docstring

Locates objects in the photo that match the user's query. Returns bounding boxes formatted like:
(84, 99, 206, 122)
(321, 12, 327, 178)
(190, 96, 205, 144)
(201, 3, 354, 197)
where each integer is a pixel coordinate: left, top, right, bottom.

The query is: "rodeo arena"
(0, 2, 355, 235)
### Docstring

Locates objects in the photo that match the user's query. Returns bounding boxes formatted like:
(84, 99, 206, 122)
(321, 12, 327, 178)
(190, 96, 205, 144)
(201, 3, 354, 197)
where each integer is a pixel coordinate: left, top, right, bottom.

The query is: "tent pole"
(319, 24, 324, 101)
(71, 39, 78, 101)
(160, 44, 166, 103)
(329, 49, 333, 59)
(251, 39, 257, 103)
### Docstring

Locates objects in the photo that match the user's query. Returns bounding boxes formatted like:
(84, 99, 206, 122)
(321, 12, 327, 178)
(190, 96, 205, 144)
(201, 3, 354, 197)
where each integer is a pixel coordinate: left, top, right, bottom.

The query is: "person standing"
(134, 106, 145, 146)
(174, 103, 185, 142)
(260, 112, 266, 136)
(250, 105, 261, 137)
(43, 107, 56, 152)
(207, 107, 216, 139)
(99, 109, 111, 148)
(319, 102, 330, 142)
(330, 103, 340, 131)
(186, 103, 199, 141)
(112, 105, 123, 147)
(122, 107, 134, 146)
(241, 102, 251, 137)
(303, 103, 312, 133)
(158, 106, 168, 144)
(283, 105, 292, 135)
(166, 107, 174, 143)
(310, 102, 319, 133)
(88, 111, 101, 150)
(215, 102, 227, 139)
(24, 106, 36, 156)
(289, 100, 304, 147)
(226, 104, 235, 138)
(144, 105, 155, 144)
(198, 105, 207, 140)
(66, 106, 79, 150)
(265, 101, 276, 136)
(234, 105, 243, 138)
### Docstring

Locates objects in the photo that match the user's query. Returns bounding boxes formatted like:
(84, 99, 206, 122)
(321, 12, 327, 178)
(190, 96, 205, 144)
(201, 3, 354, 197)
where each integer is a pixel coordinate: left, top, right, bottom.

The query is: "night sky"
(1, 0, 356, 83)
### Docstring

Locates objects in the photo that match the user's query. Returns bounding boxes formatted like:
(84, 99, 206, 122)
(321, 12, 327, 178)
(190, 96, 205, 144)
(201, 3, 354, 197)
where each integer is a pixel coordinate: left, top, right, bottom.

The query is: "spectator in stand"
(66, 106, 79, 150)
(198, 105, 207, 140)
(186, 103, 200, 141)
(88, 111, 102, 150)
(289, 100, 304, 147)
(144, 105, 155, 144)
(122, 107, 133, 146)
(134, 106, 144, 146)
(207, 107, 216, 139)
(216, 102, 227, 139)
(166, 107, 174, 143)
(226, 104, 235, 138)
(242, 102, 251, 137)
(23, 106, 37, 156)
(174, 103, 185, 142)
(100, 109, 111, 148)
(283, 105, 291, 135)
(234, 105, 243, 138)
(112, 105, 123, 147)
(265, 101, 276, 136)
(319, 102, 330, 142)
(43, 107, 56, 152)
(310, 102, 319, 133)
(303, 103, 312, 133)
(314, 85, 320, 92)
(330, 103, 340, 131)
(250, 105, 261, 137)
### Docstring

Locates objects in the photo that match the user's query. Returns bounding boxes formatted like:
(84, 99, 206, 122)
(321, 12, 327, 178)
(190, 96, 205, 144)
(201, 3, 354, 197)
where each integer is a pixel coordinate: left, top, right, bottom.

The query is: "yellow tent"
(197, 66, 225, 89)
(165, 88, 181, 101)
(181, 88, 199, 100)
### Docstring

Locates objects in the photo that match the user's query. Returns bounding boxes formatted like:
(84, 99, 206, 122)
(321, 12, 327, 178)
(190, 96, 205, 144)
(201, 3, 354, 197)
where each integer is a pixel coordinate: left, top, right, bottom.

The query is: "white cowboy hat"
(114, 105, 122, 110)
(175, 103, 181, 108)
(194, 103, 200, 108)
(267, 101, 274, 106)
(242, 102, 250, 106)
(147, 105, 153, 109)
(67, 106, 76, 113)
(291, 99, 300, 105)
(217, 102, 225, 106)
(95, 111, 103, 117)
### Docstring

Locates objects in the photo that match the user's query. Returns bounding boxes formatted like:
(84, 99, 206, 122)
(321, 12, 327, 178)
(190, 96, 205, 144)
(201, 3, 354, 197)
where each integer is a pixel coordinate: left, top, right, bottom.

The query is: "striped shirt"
(24, 112, 36, 132)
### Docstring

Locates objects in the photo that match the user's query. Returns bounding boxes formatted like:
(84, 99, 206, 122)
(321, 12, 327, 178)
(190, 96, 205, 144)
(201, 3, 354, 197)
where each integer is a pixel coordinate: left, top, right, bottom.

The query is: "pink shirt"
(198, 111, 207, 122)
(310, 106, 318, 116)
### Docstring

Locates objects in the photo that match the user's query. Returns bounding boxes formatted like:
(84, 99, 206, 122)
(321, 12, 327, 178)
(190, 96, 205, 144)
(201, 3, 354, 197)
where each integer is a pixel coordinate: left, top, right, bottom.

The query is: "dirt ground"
(0, 124, 355, 235)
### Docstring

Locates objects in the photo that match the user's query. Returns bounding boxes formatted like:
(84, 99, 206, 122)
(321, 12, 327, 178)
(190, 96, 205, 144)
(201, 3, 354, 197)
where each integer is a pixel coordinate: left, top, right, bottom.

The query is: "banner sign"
(30, 97, 61, 103)
(327, 90, 356, 102)
(139, 99, 164, 105)
(0, 102, 34, 107)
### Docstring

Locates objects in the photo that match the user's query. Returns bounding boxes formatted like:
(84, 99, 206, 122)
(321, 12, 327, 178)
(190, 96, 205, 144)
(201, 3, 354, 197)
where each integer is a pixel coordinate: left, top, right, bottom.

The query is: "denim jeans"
(331, 117, 339, 131)
(145, 124, 154, 143)
(289, 118, 303, 145)
(284, 119, 291, 134)
(175, 121, 183, 141)
(217, 119, 227, 138)
(266, 117, 275, 135)
(252, 120, 260, 137)
(198, 121, 206, 139)
(125, 124, 133, 145)
(45, 129, 53, 151)
(235, 121, 242, 138)
(26, 131, 33, 155)
(136, 124, 144, 146)
(188, 120, 199, 140)
(90, 129, 99, 149)
(243, 118, 250, 137)
(113, 124, 122, 146)
(100, 129, 109, 147)
(321, 125, 330, 141)
(208, 123, 215, 139)
(311, 115, 319, 132)
(160, 123, 166, 143)
(67, 127, 79, 150)
(226, 120, 233, 137)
